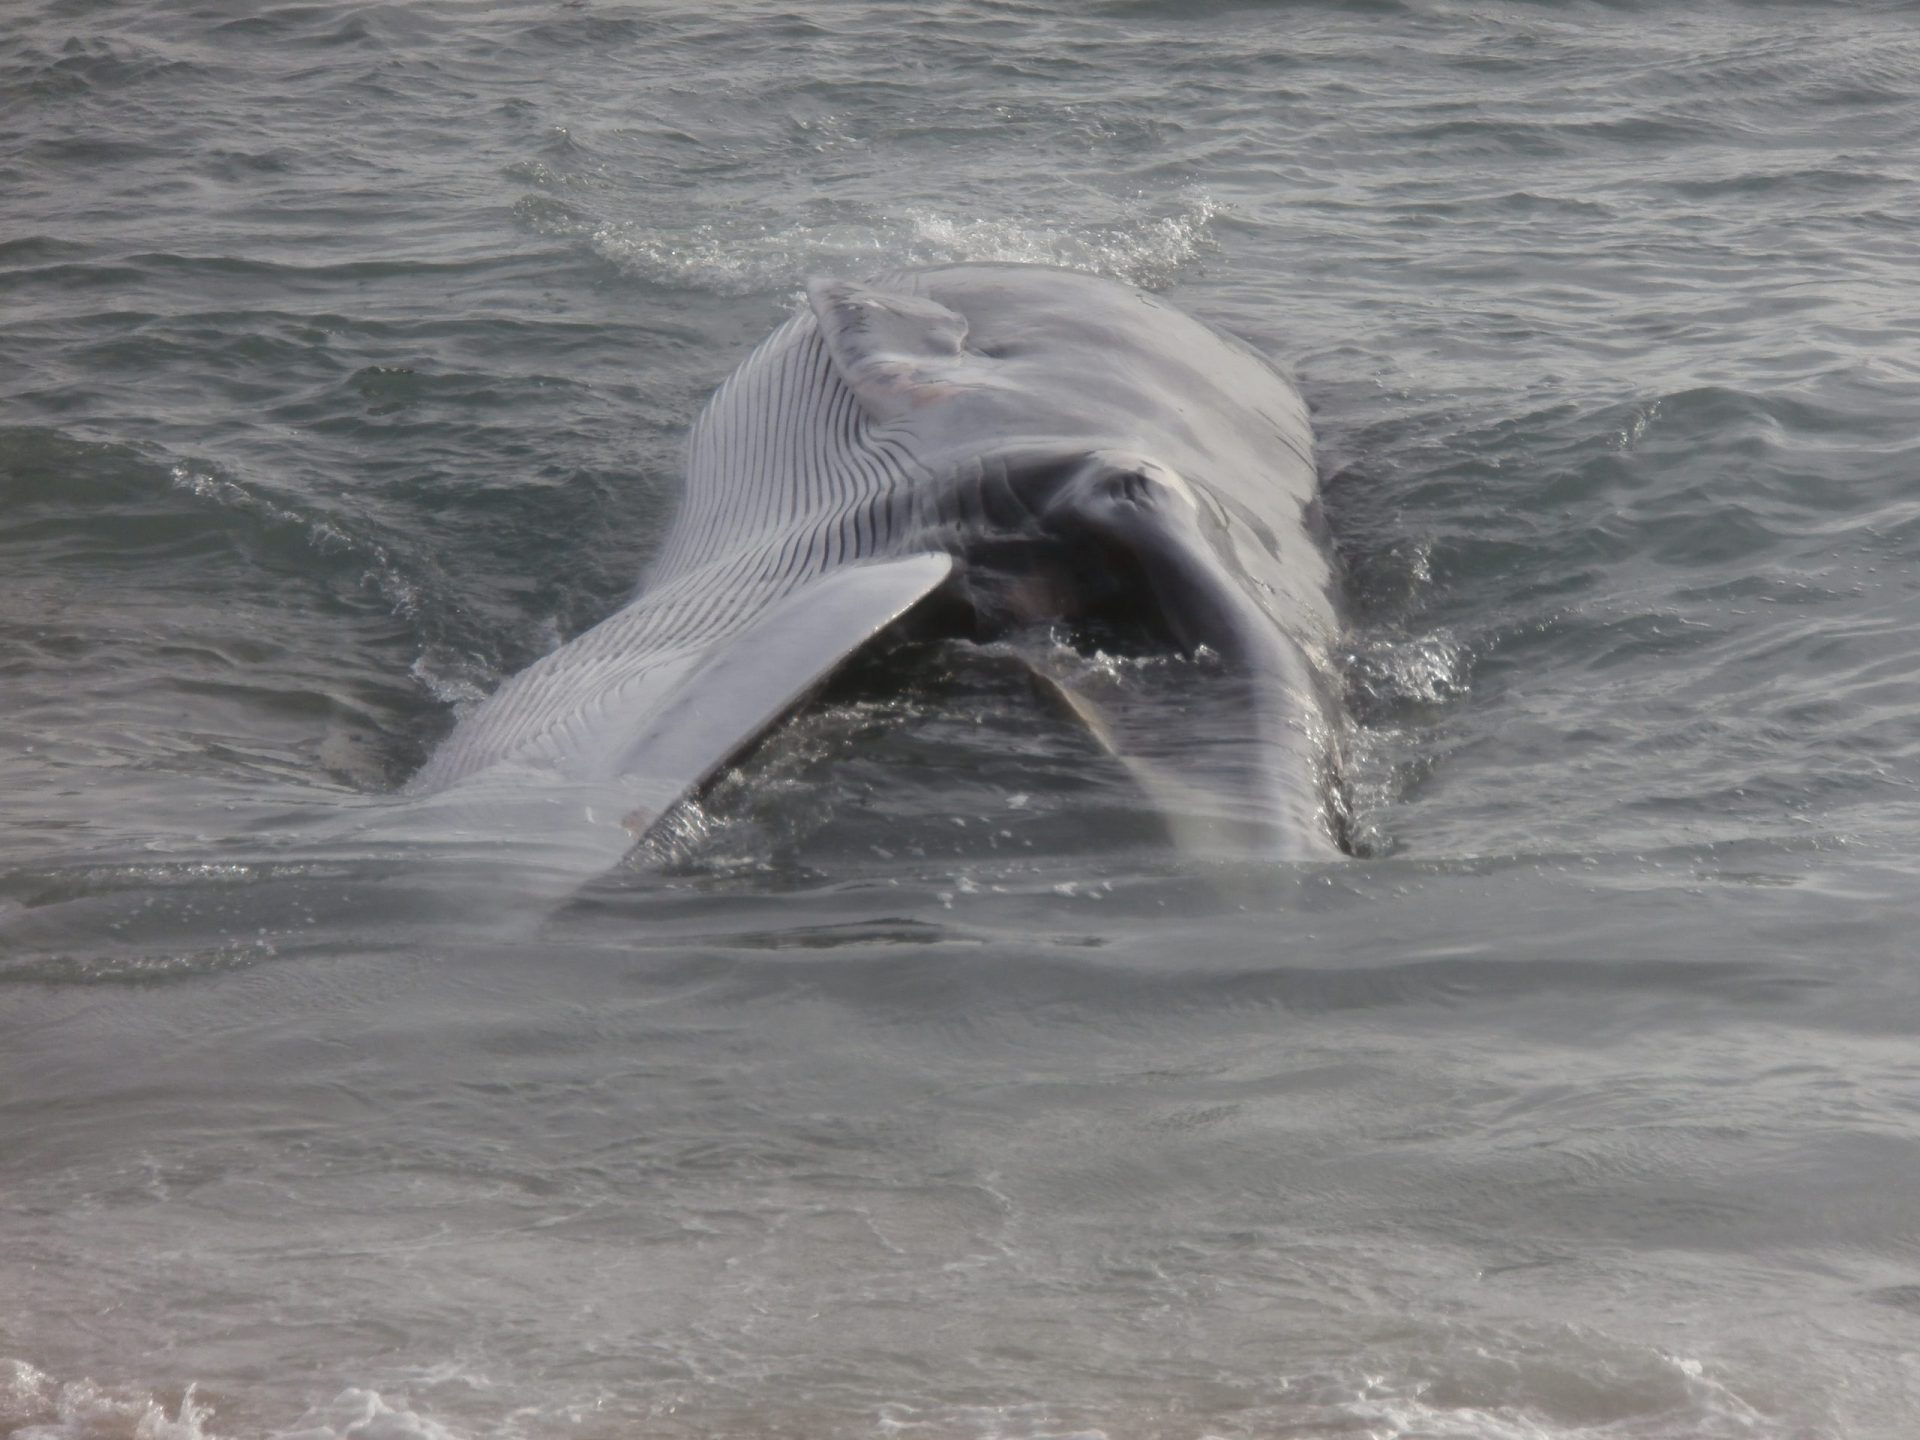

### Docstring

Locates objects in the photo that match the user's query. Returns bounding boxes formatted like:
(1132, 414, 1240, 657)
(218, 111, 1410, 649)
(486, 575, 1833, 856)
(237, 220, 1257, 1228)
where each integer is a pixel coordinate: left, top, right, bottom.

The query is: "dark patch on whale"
(398, 263, 1348, 890)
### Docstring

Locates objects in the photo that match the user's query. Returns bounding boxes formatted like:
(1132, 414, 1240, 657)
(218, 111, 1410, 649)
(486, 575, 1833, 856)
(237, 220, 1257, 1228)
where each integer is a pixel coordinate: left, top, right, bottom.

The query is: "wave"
(0, 1345, 1778, 1440)
(0, 1360, 217, 1440)
(0, 1364, 461, 1440)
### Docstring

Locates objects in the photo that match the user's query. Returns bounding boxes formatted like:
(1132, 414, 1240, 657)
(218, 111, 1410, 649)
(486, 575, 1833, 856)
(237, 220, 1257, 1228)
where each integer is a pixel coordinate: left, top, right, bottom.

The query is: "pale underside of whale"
(393, 263, 1346, 890)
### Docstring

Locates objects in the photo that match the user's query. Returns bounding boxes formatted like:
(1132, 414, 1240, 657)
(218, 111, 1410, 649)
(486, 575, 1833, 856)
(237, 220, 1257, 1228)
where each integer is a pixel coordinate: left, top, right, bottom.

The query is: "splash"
(0, 1361, 216, 1440)
(1344, 627, 1472, 711)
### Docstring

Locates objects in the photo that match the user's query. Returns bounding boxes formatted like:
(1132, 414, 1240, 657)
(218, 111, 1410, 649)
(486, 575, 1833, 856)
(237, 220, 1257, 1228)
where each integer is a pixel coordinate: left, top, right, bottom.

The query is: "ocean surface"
(5, 2, 1920, 1436)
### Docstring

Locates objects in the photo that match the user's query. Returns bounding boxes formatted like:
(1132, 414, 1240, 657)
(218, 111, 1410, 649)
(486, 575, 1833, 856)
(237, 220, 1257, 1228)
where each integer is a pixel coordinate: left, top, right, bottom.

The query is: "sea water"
(4, 2, 1920, 1436)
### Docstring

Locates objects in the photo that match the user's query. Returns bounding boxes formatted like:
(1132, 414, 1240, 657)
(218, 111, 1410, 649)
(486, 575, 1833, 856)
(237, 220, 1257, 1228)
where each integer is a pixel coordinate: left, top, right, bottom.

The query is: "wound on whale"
(404, 263, 1349, 883)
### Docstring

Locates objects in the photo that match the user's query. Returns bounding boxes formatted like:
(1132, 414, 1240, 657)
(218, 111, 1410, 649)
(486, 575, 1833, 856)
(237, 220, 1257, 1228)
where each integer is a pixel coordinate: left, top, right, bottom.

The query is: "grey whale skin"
(405, 263, 1346, 880)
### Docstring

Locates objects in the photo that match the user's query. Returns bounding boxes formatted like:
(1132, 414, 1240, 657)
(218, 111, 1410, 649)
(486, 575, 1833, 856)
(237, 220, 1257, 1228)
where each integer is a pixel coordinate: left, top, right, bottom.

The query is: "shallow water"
(5, 2, 1920, 1436)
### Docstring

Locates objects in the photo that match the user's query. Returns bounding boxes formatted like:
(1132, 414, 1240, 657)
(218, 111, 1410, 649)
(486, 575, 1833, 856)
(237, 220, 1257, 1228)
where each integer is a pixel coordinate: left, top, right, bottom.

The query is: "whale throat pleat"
(410, 309, 938, 801)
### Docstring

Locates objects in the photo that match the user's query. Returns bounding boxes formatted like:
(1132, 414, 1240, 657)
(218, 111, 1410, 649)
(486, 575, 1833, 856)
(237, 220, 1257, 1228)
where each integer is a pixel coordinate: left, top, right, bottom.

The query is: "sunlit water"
(5, 2, 1920, 1437)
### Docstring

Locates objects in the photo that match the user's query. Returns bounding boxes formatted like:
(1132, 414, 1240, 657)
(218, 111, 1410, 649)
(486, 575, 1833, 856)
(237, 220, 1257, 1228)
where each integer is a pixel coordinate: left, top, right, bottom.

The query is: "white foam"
(0, 1363, 476, 1440)
(0, 1355, 1784, 1440)
(271, 1388, 466, 1440)
(567, 194, 1221, 295)
(407, 651, 491, 710)
(1338, 1368, 1771, 1440)
(171, 464, 313, 538)
(872, 1349, 1772, 1440)
(0, 1361, 216, 1440)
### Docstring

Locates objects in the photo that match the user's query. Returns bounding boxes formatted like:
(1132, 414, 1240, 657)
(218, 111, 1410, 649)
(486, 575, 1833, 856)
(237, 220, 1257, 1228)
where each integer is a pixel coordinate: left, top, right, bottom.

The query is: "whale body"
(401, 264, 1347, 885)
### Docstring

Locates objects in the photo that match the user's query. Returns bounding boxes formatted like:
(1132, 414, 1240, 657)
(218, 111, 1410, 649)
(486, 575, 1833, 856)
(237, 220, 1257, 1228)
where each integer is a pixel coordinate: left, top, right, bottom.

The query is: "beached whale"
(398, 264, 1347, 883)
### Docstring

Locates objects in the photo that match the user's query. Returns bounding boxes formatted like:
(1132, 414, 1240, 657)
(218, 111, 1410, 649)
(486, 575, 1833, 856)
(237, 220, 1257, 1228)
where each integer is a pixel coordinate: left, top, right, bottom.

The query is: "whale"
(391, 263, 1347, 890)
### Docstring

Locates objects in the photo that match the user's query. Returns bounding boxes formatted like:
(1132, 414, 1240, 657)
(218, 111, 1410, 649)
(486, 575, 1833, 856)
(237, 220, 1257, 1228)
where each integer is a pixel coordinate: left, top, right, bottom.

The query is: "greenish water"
(4, 3, 1920, 1436)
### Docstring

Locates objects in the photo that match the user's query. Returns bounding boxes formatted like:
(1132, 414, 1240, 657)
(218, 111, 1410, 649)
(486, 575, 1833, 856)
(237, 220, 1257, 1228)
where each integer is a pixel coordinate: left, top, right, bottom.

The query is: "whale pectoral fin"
(1034, 456, 1345, 860)
(806, 277, 974, 421)
(613, 552, 956, 838)
(1022, 642, 1344, 864)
